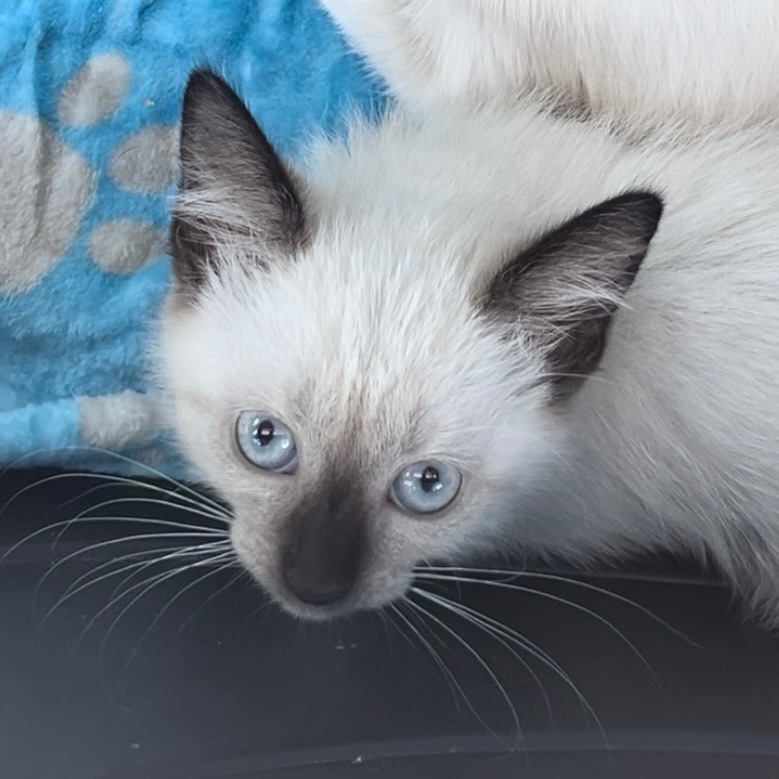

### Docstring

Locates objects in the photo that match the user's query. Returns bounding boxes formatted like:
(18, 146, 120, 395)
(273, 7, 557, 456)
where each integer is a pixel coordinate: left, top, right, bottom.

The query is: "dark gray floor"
(1, 468, 778, 778)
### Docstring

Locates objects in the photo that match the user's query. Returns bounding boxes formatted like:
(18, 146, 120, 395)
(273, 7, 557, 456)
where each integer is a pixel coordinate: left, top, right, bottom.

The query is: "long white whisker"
(57, 446, 228, 515)
(52, 473, 230, 522)
(45, 494, 228, 564)
(390, 602, 465, 717)
(41, 541, 232, 624)
(35, 529, 226, 613)
(74, 495, 229, 525)
(0, 471, 92, 522)
(411, 587, 555, 729)
(422, 565, 697, 647)
(36, 526, 226, 598)
(106, 542, 232, 603)
(384, 603, 421, 654)
(416, 571, 658, 684)
(178, 568, 247, 632)
(94, 551, 236, 659)
(70, 567, 174, 657)
(413, 586, 607, 742)
(0, 469, 223, 532)
(119, 557, 239, 681)
(1, 514, 226, 568)
(54, 547, 169, 601)
(404, 594, 523, 751)
(51, 543, 213, 607)
(49, 498, 228, 557)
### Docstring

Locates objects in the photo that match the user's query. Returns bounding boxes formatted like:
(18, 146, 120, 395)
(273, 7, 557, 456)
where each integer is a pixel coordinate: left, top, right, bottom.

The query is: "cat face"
(159, 72, 661, 619)
(161, 254, 553, 617)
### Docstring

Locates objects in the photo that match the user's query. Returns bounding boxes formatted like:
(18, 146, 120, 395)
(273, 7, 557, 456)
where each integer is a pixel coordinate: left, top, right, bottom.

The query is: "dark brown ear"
(484, 192, 663, 396)
(171, 70, 304, 293)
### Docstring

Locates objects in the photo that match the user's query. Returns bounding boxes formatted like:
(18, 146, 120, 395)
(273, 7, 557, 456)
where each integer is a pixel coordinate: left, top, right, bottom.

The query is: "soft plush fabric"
(0, 0, 383, 476)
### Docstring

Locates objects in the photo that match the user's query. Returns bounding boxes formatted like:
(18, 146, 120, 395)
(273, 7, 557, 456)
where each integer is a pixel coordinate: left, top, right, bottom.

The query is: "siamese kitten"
(159, 20, 779, 622)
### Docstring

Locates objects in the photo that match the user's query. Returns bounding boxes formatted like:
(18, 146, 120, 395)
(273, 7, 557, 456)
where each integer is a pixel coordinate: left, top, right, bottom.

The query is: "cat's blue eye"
(236, 411, 298, 472)
(390, 460, 462, 515)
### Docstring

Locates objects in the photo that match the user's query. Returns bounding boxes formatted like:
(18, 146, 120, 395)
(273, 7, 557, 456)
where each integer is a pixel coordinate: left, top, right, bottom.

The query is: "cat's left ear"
(483, 192, 663, 396)
(171, 70, 305, 294)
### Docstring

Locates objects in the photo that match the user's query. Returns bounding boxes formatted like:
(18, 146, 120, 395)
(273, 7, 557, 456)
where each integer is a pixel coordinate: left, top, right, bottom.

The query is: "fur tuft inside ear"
(171, 70, 305, 294)
(484, 192, 663, 396)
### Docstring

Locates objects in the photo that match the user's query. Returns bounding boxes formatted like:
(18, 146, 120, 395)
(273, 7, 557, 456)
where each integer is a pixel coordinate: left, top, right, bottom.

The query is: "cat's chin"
(270, 594, 377, 622)
(258, 583, 409, 622)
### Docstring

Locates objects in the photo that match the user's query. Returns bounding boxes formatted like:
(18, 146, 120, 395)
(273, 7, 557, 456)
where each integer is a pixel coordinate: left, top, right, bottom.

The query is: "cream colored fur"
(159, 4, 779, 621)
(318, 0, 779, 133)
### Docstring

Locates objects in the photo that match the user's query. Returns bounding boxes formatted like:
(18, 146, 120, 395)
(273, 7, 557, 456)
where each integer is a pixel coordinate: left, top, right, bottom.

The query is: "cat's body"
(160, 3, 779, 622)
(318, 0, 779, 133)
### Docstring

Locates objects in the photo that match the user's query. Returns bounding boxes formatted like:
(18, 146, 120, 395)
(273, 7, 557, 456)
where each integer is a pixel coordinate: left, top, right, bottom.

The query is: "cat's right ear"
(171, 70, 305, 295)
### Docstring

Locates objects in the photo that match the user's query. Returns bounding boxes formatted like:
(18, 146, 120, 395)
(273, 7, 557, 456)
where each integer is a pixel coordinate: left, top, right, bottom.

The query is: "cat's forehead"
(212, 285, 452, 443)
(172, 216, 529, 450)
(290, 367, 430, 447)
(188, 261, 499, 429)
(207, 235, 484, 379)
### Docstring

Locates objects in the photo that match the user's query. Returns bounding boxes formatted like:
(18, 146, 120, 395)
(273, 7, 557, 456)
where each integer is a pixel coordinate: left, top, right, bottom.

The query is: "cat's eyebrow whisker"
(419, 565, 697, 647)
(414, 571, 659, 685)
(41, 540, 232, 625)
(411, 585, 606, 744)
(535, 369, 611, 386)
(402, 591, 524, 751)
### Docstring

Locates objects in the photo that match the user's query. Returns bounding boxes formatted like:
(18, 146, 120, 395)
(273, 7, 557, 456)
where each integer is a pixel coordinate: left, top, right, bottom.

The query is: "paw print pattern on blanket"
(0, 110, 96, 293)
(0, 53, 171, 293)
(0, 0, 383, 476)
(0, 43, 186, 475)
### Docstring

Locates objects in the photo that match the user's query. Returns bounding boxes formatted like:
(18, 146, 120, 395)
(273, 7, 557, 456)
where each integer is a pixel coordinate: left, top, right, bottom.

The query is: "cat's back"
(562, 127, 779, 570)
(320, 0, 779, 134)
(304, 105, 779, 286)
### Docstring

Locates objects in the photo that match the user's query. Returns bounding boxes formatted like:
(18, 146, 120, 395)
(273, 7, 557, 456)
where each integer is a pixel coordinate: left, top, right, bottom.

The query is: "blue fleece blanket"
(0, 0, 383, 476)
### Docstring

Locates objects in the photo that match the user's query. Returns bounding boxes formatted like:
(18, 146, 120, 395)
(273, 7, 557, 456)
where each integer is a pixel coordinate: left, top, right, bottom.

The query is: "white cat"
(158, 4, 779, 623)
(317, 0, 779, 133)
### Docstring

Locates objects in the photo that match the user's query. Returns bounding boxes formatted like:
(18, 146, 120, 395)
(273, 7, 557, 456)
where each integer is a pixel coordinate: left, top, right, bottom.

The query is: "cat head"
(160, 71, 662, 619)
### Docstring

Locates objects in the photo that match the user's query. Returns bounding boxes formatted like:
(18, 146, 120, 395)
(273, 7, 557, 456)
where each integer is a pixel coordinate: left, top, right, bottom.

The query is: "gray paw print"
(0, 52, 179, 294)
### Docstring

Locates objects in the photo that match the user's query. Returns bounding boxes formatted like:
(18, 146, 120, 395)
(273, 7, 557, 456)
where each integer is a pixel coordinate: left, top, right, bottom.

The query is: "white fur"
(161, 99, 779, 619)
(158, 5, 779, 620)
(319, 0, 779, 132)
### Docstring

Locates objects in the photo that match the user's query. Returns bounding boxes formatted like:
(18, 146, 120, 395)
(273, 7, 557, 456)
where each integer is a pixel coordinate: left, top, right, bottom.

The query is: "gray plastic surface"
(1, 468, 779, 778)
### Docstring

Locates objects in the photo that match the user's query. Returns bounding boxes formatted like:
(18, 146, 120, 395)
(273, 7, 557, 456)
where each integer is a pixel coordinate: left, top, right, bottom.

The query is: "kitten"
(159, 18, 779, 622)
